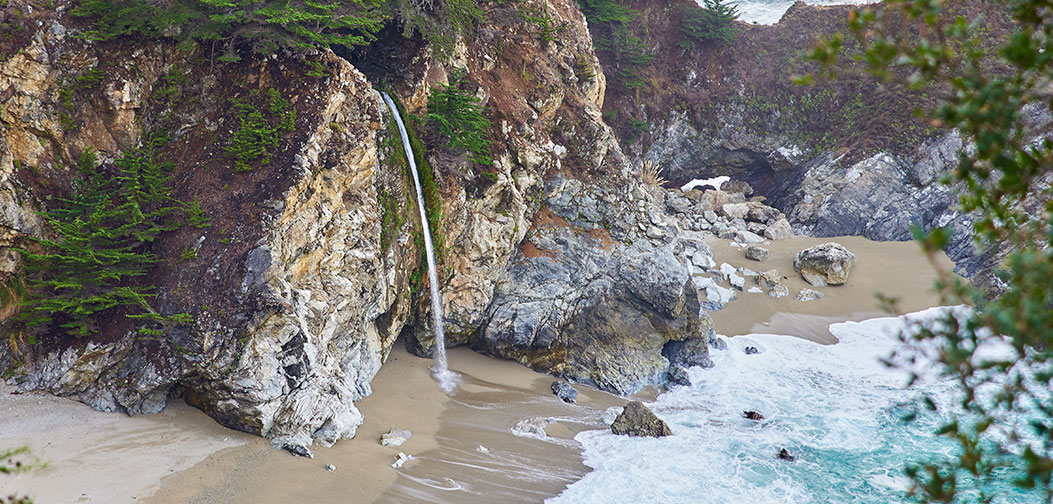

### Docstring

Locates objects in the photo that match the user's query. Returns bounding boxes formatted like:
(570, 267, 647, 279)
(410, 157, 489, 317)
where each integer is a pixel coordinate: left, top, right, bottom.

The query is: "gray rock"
(667, 365, 691, 387)
(666, 193, 692, 214)
(734, 229, 765, 244)
(611, 401, 672, 437)
(728, 273, 745, 291)
(381, 428, 413, 447)
(551, 381, 578, 403)
(794, 242, 857, 286)
(479, 222, 709, 395)
(745, 245, 770, 261)
(764, 219, 794, 240)
(756, 269, 782, 289)
(719, 263, 738, 281)
(694, 276, 737, 310)
(662, 337, 713, 369)
(282, 443, 314, 458)
(795, 288, 824, 302)
(744, 346, 760, 355)
(721, 203, 750, 220)
(709, 335, 727, 351)
(768, 284, 789, 298)
(691, 250, 716, 270)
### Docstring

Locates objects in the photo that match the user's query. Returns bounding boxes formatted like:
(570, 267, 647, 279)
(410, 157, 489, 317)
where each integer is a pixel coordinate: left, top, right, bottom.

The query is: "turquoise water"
(549, 308, 1037, 504)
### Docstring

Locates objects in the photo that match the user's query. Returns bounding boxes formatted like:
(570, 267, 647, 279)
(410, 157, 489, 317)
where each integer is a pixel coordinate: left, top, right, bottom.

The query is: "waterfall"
(381, 91, 459, 394)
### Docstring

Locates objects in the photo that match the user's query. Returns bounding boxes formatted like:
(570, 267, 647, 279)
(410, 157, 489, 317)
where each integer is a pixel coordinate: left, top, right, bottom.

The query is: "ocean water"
(722, 0, 878, 25)
(548, 308, 1035, 504)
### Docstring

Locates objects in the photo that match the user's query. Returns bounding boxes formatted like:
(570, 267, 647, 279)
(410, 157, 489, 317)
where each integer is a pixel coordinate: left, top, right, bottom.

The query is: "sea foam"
(719, 0, 878, 25)
(548, 307, 1033, 504)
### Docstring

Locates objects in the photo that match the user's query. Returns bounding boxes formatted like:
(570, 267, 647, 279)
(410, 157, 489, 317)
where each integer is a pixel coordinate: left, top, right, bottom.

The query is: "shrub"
(577, 0, 653, 90)
(15, 139, 205, 339)
(426, 69, 492, 165)
(681, 0, 739, 46)
(70, 0, 389, 56)
(225, 88, 296, 172)
(388, 0, 483, 57)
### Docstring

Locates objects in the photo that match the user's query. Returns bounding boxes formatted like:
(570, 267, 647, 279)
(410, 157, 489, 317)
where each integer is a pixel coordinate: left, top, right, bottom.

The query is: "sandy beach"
(707, 235, 955, 342)
(0, 235, 954, 503)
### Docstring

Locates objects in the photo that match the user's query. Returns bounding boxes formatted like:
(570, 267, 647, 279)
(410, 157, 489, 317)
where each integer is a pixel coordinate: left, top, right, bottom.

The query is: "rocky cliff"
(585, 0, 1039, 288)
(0, 0, 734, 452)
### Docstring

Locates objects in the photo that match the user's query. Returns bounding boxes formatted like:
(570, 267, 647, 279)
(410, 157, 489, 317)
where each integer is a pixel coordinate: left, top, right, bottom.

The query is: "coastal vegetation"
(225, 88, 297, 172)
(71, 0, 389, 57)
(679, 0, 739, 46)
(1, 446, 34, 504)
(812, 0, 1053, 500)
(426, 68, 493, 166)
(15, 139, 207, 340)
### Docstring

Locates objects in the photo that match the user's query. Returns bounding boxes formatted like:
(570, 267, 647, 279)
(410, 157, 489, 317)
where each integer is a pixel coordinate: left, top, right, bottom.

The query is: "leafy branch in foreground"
(14, 138, 207, 339)
(1, 446, 38, 504)
(812, 1, 1052, 501)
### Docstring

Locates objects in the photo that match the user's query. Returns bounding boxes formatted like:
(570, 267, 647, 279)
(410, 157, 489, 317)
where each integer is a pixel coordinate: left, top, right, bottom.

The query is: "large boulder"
(610, 401, 672, 437)
(477, 209, 709, 395)
(794, 242, 857, 286)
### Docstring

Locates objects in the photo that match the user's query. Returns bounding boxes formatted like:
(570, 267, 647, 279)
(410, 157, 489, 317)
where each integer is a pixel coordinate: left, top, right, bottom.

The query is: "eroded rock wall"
(0, 5, 419, 452)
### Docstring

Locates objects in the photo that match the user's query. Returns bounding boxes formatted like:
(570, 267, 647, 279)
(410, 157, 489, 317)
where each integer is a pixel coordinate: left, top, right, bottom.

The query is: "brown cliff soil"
(589, 0, 1013, 161)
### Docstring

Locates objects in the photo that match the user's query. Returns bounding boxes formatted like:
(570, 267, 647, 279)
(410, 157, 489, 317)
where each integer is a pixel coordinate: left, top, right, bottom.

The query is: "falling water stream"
(381, 91, 459, 394)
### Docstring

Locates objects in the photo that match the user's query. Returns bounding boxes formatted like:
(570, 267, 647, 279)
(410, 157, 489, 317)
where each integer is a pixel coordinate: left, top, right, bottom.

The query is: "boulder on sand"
(611, 401, 672, 437)
(551, 381, 578, 403)
(793, 242, 857, 286)
(745, 245, 769, 261)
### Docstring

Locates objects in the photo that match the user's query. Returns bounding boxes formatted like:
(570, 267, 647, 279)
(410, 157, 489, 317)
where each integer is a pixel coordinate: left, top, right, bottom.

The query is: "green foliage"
(54, 65, 105, 132)
(519, 3, 565, 43)
(15, 140, 205, 339)
(426, 69, 492, 165)
(1, 446, 36, 504)
(577, 0, 653, 90)
(388, 0, 483, 57)
(813, 1, 1053, 501)
(225, 88, 296, 172)
(681, 0, 739, 46)
(70, 0, 388, 56)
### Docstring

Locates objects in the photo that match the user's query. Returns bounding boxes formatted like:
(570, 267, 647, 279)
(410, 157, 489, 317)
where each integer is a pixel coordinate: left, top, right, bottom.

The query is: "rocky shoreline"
(0, 0, 1027, 460)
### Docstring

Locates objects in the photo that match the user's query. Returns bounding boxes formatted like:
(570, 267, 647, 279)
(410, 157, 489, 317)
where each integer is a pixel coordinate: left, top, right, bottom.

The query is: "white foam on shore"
(548, 307, 1033, 504)
(716, 0, 878, 25)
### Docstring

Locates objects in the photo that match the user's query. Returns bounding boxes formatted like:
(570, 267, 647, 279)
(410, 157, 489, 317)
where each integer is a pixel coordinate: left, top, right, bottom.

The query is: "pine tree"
(18, 138, 201, 338)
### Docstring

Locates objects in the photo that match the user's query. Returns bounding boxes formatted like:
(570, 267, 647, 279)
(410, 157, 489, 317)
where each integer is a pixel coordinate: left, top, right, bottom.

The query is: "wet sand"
(707, 235, 956, 342)
(0, 235, 955, 503)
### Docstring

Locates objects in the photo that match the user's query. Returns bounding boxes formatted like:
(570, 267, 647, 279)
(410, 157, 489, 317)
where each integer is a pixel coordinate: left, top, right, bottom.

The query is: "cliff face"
(585, 0, 1036, 286)
(1, 0, 730, 450)
(0, 4, 420, 452)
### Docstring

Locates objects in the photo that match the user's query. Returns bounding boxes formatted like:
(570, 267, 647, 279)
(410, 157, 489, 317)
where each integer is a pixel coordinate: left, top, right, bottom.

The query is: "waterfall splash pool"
(381, 91, 460, 395)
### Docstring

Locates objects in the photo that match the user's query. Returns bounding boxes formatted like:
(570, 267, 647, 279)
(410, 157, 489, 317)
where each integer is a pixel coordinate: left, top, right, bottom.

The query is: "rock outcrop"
(610, 401, 671, 437)
(0, 18, 417, 451)
(582, 0, 1033, 288)
(794, 243, 856, 286)
(0, 0, 733, 450)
